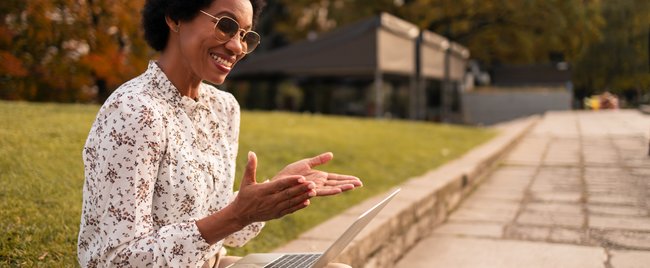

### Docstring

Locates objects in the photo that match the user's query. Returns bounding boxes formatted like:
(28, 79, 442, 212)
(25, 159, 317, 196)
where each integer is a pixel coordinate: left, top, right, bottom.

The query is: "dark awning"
(230, 13, 420, 78)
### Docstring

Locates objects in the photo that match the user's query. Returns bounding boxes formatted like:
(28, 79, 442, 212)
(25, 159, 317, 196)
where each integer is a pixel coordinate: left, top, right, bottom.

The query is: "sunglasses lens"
(242, 32, 260, 53)
(215, 17, 239, 39)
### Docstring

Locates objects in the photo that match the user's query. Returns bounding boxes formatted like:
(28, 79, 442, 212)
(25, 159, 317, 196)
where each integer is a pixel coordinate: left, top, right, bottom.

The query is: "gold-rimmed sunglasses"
(199, 10, 261, 54)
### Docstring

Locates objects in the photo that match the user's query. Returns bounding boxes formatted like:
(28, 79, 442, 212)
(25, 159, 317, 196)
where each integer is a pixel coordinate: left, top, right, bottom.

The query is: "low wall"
(272, 116, 540, 267)
(462, 88, 571, 125)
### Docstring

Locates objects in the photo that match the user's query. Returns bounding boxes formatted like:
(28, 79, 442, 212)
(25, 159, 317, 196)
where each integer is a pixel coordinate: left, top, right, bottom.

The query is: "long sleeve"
(78, 96, 212, 267)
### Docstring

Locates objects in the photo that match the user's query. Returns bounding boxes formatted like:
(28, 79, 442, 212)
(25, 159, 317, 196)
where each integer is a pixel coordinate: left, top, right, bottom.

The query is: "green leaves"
(573, 0, 650, 97)
(270, 0, 604, 65)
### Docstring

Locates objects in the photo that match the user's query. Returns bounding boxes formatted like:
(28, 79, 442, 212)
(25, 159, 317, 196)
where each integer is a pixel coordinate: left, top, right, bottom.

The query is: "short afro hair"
(142, 0, 266, 51)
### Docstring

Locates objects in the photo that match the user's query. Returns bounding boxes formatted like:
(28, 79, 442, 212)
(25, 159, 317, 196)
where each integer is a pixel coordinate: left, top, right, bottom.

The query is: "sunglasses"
(199, 10, 261, 54)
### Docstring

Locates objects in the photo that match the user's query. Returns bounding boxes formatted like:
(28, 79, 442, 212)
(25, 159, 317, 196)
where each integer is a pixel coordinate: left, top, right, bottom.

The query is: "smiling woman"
(76, 0, 361, 267)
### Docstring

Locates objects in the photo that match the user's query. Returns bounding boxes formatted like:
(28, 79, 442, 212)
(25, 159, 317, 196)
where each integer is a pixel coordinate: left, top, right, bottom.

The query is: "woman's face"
(177, 0, 254, 85)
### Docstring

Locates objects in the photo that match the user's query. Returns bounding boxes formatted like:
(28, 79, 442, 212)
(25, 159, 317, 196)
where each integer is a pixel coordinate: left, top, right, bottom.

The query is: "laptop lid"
(310, 188, 401, 268)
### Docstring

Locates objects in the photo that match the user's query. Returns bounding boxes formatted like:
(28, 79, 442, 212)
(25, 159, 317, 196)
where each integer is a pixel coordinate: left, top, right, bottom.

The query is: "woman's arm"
(79, 97, 212, 267)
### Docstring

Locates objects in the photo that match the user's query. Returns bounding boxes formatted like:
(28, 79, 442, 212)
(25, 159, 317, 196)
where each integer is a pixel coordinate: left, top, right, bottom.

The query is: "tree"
(573, 0, 650, 103)
(0, 0, 150, 102)
(272, 0, 603, 65)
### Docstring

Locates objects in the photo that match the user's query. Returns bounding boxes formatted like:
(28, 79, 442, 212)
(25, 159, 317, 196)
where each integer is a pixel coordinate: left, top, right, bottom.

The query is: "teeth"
(210, 53, 233, 68)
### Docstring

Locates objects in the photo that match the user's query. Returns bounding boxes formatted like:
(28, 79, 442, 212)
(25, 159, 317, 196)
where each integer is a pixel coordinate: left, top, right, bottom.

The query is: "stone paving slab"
(609, 250, 650, 268)
(433, 221, 504, 238)
(549, 227, 585, 244)
(525, 203, 583, 214)
(516, 211, 585, 228)
(588, 204, 648, 217)
(589, 216, 650, 232)
(460, 197, 522, 211)
(530, 191, 583, 203)
(395, 236, 606, 268)
(449, 206, 518, 223)
(598, 230, 650, 250)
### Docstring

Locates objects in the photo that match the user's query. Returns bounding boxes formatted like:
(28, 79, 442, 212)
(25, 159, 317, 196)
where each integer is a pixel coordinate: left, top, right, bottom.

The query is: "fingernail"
(308, 190, 316, 197)
(307, 182, 315, 189)
(297, 176, 305, 183)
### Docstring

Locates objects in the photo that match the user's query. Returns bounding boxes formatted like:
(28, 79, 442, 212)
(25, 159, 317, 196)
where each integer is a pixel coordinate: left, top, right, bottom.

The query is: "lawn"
(0, 101, 495, 266)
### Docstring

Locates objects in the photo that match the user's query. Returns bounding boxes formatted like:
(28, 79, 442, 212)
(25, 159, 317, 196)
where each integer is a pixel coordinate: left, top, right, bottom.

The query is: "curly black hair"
(142, 0, 266, 51)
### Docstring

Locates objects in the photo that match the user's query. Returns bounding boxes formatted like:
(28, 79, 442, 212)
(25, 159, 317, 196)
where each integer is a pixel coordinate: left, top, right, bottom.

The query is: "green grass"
(0, 101, 495, 266)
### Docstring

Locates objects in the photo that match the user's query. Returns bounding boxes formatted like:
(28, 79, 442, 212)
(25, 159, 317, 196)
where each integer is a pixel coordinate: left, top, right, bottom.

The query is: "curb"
(272, 115, 541, 267)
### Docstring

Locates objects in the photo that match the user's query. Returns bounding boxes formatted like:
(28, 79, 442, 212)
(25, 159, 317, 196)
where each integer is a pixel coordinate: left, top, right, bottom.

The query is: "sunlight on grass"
(0, 101, 494, 266)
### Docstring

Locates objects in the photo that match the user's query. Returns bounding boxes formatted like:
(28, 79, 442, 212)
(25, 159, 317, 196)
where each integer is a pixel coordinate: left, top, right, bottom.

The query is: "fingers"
(325, 173, 363, 187)
(234, 176, 314, 223)
(314, 187, 343, 196)
(276, 188, 315, 214)
(256, 178, 315, 218)
(261, 175, 307, 194)
(277, 180, 316, 198)
(279, 198, 311, 216)
(305, 152, 334, 168)
(312, 173, 362, 196)
(241, 151, 258, 187)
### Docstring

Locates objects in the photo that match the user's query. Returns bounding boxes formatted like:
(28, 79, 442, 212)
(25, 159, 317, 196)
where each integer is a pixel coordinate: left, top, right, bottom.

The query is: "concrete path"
(396, 110, 650, 268)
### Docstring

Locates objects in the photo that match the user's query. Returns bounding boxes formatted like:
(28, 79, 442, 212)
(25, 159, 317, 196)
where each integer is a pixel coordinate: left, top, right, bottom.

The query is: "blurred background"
(1, 0, 649, 124)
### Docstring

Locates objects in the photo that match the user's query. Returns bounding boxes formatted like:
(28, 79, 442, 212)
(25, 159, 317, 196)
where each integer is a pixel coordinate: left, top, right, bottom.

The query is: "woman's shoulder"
(99, 74, 168, 118)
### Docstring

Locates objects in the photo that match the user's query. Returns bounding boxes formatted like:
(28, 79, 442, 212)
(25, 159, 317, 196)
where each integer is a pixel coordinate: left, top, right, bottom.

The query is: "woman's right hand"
(196, 152, 315, 244)
(231, 151, 316, 226)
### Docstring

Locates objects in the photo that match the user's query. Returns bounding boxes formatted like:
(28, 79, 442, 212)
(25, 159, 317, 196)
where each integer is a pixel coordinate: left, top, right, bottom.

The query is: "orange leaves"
(0, 51, 28, 77)
(1, 0, 151, 102)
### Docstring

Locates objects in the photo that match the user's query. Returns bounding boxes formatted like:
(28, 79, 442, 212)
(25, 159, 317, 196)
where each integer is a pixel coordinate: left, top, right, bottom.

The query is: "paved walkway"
(396, 110, 650, 268)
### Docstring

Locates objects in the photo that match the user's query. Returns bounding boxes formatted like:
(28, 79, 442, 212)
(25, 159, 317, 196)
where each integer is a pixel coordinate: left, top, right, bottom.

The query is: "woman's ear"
(165, 16, 180, 33)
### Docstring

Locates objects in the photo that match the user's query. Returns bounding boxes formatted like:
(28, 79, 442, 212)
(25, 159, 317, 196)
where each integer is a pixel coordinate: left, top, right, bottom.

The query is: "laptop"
(227, 188, 401, 268)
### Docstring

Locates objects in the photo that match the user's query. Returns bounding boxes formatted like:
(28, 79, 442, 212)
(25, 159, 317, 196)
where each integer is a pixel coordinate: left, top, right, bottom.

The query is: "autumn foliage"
(0, 0, 150, 102)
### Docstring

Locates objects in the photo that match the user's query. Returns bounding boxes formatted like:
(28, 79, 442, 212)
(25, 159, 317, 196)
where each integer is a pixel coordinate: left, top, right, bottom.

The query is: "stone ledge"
(272, 116, 541, 267)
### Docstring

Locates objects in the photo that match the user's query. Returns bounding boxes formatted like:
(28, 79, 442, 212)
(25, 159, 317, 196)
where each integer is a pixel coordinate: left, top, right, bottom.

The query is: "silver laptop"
(227, 188, 401, 268)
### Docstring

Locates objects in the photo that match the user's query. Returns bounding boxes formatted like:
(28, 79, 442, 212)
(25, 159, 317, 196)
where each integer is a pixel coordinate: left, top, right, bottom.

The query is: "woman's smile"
(210, 52, 235, 72)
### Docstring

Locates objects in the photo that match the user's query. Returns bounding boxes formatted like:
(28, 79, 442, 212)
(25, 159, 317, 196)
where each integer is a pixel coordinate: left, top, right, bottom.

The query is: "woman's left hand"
(273, 152, 362, 196)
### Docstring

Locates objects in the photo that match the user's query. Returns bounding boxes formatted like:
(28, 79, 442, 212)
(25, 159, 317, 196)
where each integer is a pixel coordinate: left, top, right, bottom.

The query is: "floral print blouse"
(78, 61, 264, 267)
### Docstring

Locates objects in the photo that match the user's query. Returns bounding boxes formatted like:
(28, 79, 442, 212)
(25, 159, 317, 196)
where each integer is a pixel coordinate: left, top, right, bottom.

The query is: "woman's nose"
(224, 36, 245, 55)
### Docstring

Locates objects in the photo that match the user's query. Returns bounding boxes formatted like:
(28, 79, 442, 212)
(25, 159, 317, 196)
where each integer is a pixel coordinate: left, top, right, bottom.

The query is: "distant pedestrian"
(599, 91, 619, 109)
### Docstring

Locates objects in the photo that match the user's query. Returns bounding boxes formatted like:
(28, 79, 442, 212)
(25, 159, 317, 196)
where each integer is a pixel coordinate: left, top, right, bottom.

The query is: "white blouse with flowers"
(77, 61, 263, 267)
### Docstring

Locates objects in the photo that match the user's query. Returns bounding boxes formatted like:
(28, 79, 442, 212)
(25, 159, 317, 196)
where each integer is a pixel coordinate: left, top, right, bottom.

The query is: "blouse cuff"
(158, 221, 212, 266)
(224, 221, 266, 247)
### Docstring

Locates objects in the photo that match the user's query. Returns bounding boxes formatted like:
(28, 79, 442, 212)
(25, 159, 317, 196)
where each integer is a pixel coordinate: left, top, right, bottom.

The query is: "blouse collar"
(147, 61, 210, 114)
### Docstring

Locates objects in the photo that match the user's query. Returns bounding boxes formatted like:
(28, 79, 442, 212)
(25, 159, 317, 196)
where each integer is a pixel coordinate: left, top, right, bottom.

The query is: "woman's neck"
(157, 53, 201, 100)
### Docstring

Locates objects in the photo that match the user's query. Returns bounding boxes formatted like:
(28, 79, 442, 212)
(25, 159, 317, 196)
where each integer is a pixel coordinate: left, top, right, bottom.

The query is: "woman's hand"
(232, 152, 317, 225)
(272, 152, 363, 196)
(197, 152, 316, 244)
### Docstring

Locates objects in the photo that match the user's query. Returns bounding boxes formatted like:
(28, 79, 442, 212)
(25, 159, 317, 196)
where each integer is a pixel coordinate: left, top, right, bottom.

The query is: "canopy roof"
(419, 30, 470, 80)
(230, 13, 420, 78)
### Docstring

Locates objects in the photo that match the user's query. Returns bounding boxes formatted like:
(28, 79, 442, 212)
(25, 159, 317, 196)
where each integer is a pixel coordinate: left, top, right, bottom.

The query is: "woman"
(77, 0, 362, 267)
